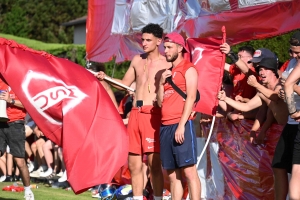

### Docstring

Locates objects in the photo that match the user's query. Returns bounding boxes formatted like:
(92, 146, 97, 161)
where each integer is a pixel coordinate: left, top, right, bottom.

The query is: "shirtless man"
(97, 23, 170, 200)
(218, 57, 288, 142)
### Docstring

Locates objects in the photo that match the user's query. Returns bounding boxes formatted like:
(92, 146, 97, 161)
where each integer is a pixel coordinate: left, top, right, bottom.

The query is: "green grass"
(0, 181, 93, 200)
(0, 33, 85, 51)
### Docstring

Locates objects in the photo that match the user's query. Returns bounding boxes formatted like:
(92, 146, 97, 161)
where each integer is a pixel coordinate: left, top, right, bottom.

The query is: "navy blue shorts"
(160, 120, 197, 170)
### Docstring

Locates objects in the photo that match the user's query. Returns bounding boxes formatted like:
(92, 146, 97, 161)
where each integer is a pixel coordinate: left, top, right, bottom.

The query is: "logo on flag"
(22, 70, 87, 125)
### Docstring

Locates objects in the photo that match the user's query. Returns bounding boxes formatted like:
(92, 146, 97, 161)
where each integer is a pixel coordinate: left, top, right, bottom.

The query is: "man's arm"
(1, 91, 24, 108)
(97, 56, 137, 90)
(100, 81, 119, 110)
(293, 84, 300, 96)
(175, 67, 198, 144)
(284, 61, 300, 117)
(255, 108, 275, 145)
(247, 75, 281, 102)
(249, 102, 267, 143)
(218, 91, 262, 112)
(220, 43, 254, 75)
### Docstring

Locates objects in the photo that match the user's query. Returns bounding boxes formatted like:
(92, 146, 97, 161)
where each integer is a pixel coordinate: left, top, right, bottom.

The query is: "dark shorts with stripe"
(160, 120, 197, 170)
(272, 123, 298, 173)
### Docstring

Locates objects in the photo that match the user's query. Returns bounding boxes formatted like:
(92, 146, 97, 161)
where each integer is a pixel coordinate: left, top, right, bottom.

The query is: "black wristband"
(289, 110, 297, 115)
(227, 50, 238, 64)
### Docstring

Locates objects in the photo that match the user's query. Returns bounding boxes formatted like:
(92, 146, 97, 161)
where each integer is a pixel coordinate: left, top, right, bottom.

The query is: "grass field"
(0, 180, 93, 200)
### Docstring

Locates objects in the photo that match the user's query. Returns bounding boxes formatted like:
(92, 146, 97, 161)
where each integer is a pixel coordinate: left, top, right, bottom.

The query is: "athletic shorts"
(292, 124, 300, 165)
(0, 122, 26, 158)
(272, 124, 298, 173)
(127, 106, 161, 155)
(160, 120, 197, 170)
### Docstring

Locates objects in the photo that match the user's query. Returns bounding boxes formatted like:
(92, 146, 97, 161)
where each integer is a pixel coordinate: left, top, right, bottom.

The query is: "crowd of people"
(0, 22, 300, 200)
(217, 30, 300, 200)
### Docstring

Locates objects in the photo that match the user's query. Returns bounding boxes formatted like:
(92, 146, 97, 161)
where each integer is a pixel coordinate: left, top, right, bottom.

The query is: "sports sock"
(133, 196, 143, 200)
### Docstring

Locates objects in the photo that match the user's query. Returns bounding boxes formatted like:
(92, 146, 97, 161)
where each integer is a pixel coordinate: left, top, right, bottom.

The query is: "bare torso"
(258, 84, 288, 125)
(132, 53, 171, 106)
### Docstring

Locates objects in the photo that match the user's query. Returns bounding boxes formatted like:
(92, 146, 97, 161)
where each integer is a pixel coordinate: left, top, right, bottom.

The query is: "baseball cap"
(164, 32, 190, 53)
(257, 57, 278, 76)
(247, 48, 276, 63)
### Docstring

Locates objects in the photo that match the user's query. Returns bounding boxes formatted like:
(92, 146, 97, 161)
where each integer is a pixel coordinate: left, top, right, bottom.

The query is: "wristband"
(227, 50, 238, 64)
(289, 110, 297, 115)
(10, 99, 15, 105)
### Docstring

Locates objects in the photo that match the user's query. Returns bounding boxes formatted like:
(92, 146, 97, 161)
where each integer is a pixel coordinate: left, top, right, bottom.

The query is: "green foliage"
(231, 31, 296, 62)
(0, 33, 86, 66)
(0, 0, 87, 43)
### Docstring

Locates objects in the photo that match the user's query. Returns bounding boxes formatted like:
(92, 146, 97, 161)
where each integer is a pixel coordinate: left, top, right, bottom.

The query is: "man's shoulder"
(132, 53, 146, 62)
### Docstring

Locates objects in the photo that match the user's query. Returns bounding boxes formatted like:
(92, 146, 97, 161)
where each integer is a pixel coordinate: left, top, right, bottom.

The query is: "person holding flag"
(0, 77, 34, 200)
(157, 32, 201, 200)
(97, 23, 170, 200)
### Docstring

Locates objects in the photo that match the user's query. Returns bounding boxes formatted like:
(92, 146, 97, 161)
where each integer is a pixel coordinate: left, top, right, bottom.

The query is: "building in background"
(62, 16, 86, 44)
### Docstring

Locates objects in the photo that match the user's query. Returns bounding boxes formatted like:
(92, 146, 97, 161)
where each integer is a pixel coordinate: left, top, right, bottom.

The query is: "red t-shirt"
(229, 64, 258, 99)
(161, 59, 196, 125)
(0, 79, 26, 122)
(279, 60, 290, 72)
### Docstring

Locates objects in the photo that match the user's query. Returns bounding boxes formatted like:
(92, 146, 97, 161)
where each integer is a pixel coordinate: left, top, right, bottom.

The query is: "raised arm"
(285, 60, 300, 118)
(220, 43, 254, 75)
(247, 75, 281, 102)
(218, 91, 262, 112)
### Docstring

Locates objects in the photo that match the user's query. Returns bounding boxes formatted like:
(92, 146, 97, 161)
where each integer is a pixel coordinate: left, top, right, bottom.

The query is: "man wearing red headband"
(157, 32, 201, 200)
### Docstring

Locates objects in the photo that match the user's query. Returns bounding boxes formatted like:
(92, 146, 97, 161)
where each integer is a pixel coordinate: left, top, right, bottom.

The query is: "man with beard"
(157, 32, 201, 200)
(97, 23, 169, 200)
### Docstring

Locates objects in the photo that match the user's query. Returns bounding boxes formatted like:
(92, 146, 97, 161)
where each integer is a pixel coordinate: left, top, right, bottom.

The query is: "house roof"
(62, 16, 87, 26)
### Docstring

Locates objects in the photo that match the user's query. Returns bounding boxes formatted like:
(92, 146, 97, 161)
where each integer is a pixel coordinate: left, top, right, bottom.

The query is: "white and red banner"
(86, 0, 300, 63)
(0, 38, 128, 194)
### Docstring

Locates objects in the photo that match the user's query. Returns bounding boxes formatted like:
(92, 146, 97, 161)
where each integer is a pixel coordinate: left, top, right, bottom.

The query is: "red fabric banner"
(0, 38, 128, 194)
(186, 27, 225, 115)
(207, 118, 283, 199)
(86, 0, 300, 63)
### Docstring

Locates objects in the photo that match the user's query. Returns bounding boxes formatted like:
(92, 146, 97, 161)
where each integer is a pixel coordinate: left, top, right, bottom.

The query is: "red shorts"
(127, 106, 161, 155)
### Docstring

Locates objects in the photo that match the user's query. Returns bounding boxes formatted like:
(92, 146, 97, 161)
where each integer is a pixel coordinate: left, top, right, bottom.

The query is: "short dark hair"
(238, 46, 255, 56)
(89, 62, 105, 73)
(141, 23, 163, 39)
(289, 30, 300, 46)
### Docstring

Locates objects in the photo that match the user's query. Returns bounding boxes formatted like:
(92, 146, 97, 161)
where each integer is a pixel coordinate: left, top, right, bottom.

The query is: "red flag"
(186, 27, 226, 115)
(0, 38, 128, 194)
(87, 0, 300, 63)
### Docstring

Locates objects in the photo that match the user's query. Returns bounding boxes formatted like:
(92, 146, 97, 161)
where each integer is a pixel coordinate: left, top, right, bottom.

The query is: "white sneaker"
(27, 161, 35, 173)
(40, 168, 53, 177)
(56, 171, 63, 177)
(58, 171, 67, 182)
(30, 166, 44, 178)
(24, 191, 35, 200)
(0, 175, 6, 182)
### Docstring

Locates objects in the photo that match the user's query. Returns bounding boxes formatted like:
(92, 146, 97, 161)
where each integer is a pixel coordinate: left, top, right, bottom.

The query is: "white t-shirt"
(284, 58, 300, 124)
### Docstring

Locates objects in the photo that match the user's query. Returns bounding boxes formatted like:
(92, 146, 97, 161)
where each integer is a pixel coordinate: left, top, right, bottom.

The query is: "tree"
(0, 0, 87, 43)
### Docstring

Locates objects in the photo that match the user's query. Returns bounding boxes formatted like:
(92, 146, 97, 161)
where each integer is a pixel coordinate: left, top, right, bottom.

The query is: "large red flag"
(186, 27, 226, 115)
(87, 0, 300, 63)
(0, 38, 128, 194)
